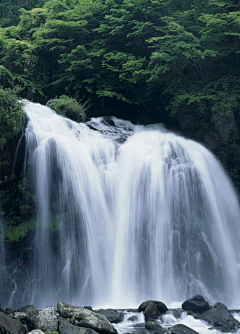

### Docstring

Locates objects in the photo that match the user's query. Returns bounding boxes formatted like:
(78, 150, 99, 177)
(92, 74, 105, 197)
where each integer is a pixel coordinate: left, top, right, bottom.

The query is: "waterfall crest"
(9, 101, 240, 308)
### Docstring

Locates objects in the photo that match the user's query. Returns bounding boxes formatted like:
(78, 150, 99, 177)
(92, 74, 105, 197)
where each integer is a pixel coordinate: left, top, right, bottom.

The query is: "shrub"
(46, 95, 89, 122)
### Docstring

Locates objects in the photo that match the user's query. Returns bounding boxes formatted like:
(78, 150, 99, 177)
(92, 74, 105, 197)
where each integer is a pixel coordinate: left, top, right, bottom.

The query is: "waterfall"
(9, 101, 240, 308)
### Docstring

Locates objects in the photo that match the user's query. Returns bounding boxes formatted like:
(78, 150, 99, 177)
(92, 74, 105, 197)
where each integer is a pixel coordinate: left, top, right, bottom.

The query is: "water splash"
(7, 101, 240, 309)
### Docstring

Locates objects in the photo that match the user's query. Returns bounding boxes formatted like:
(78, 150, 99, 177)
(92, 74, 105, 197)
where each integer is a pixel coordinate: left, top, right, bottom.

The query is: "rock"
(71, 309, 117, 334)
(131, 323, 146, 328)
(18, 305, 35, 314)
(59, 318, 100, 334)
(202, 307, 239, 330)
(127, 316, 138, 322)
(95, 309, 124, 323)
(103, 117, 115, 127)
(138, 301, 168, 314)
(170, 324, 199, 334)
(27, 306, 58, 332)
(13, 312, 29, 321)
(145, 321, 166, 334)
(58, 302, 84, 318)
(143, 302, 161, 322)
(182, 295, 209, 313)
(213, 302, 227, 310)
(28, 331, 45, 334)
(58, 302, 117, 334)
(0, 311, 26, 334)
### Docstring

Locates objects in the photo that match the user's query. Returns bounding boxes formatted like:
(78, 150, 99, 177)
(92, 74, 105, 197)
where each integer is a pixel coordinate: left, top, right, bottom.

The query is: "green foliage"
(0, 0, 46, 27)
(5, 219, 35, 242)
(0, 87, 24, 151)
(0, 175, 36, 242)
(46, 95, 87, 122)
(0, 0, 240, 184)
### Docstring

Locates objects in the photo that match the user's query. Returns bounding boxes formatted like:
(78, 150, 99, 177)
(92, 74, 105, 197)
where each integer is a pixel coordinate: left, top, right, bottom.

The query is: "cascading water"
(6, 101, 240, 309)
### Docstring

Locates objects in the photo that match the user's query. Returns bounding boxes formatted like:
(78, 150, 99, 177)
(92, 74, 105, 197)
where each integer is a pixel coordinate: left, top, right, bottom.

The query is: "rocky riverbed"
(0, 295, 240, 334)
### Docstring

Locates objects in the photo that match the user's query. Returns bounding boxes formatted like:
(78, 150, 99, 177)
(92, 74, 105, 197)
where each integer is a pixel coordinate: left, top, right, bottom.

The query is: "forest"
(1, 0, 240, 241)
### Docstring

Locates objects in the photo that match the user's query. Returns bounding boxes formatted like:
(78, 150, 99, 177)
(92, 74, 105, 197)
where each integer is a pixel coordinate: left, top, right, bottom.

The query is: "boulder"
(28, 331, 44, 334)
(13, 312, 29, 321)
(182, 295, 209, 313)
(95, 309, 124, 323)
(71, 309, 117, 334)
(213, 302, 227, 310)
(143, 302, 161, 322)
(58, 303, 117, 334)
(18, 305, 35, 314)
(58, 302, 84, 318)
(0, 311, 26, 334)
(27, 306, 58, 332)
(138, 301, 168, 314)
(170, 324, 199, 334)
(145, 320, 166, 334)
(59, 318, 99, 334)
(202, 307, 239, 330)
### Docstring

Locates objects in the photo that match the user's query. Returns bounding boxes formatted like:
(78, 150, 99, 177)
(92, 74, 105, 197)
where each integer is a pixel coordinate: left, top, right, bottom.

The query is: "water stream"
(4, 101, 240, 309)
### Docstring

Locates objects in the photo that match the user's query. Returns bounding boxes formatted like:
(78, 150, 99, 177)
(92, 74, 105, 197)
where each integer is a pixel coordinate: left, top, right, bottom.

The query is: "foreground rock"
(182, 295, 210, 313)
(58, 302, 117, 334)
(18, 305, 35, 314)
(0, 311, 26, 334)
(95, 309, 124, 324)
(145, 320, 166, 334)
(13, 312, 30, 321)
(27, 306, 58, 332)
(170, 324, 199, 334)
(203, 307, 239, 330)
(138, 301, 168, 314)
(59, 318, 99, 334)
(138, 300, 168, 322)
(28, 331, 44, 334)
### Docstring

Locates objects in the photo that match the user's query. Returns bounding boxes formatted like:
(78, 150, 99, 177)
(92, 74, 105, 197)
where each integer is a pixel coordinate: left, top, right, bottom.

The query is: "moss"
(0, 87, 24, 151)
(5, 218, 35, 242)
(46, 95, 88, 122)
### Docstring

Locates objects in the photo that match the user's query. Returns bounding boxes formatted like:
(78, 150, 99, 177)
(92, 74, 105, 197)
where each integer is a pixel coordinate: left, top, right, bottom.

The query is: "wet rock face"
(182, 295, 210, 314)
(57, 302, 117, 334)
(138, 301, 168, 314)
(95, 309, 124, 324)
(59, 318, 99, 334)
(138, 300, 168, 323)
(27, 306, 58, 332)
(203, 307, 239, 330)
(170, 324, 199, 334)
(145, 320, 166, 334)
(0, 311, 26, 334)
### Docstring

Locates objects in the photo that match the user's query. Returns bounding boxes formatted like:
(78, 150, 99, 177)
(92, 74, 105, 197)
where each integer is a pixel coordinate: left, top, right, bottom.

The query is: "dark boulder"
(0, 311, 26, 334)
(170, 324, 199, 334)
(95, 309, 124, 323)
(138, 301, 168, 314)
(143, 302, 161, 322)
(145, 320, 166, 334)
(59, 318, 99, 334)
(182, 295, 210, 313)
(18, 305, 35, 314)
(202, 307, 239, 330)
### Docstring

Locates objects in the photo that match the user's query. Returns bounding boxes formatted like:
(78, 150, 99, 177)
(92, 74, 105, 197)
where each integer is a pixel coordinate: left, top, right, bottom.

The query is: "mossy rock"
(47, 95, 87, 122)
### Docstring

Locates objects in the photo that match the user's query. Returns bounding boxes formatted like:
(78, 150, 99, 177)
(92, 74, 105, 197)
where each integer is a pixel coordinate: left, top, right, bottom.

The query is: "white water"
(17, 101, 240, 309)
